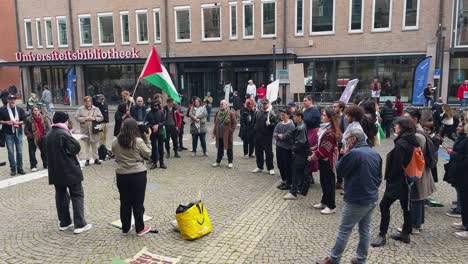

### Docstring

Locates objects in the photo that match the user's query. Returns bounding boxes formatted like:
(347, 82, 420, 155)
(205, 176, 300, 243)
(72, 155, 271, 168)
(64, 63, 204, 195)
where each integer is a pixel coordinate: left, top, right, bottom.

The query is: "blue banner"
(67, 67, 76, 105)
(411, 57, 432, 105)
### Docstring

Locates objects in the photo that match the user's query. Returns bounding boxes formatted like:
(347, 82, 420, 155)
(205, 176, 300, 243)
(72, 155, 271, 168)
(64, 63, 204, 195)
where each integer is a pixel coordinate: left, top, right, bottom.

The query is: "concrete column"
(441, 51, 450, 103)
(75, 65, 85, 103)
(21, 67, 31, 103)
(426, 42, 437, 87)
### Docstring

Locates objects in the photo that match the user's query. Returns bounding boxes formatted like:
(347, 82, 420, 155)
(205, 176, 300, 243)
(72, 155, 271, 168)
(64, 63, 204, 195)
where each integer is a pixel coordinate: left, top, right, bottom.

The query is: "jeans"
(192, 133, 207, 154)
(330, 202, 376, 264)
(178, 125, 185, 148)
(461, 98, 468, 108)
(378, 194, 412, 235)
(150, 134, 164, 164)
(28, 138, 47, 168)
(5, 132, 23, 171)
(411, 200, 425, 228)
(206, 106, 212, 122)
(216, 138, 233, 163)
(116, 171, 147, 233)
(276, 146, 292, 184)
(320, 160, 336, 209)
(425, 98, 433, 107)
(243, 135, 255, 156)
(460, 185, 468, 231)
(255, 138, 274, 170)
(45, 102, 53, 114)
(54, 183, 87, 228)
(165, 125, 179, 154)
(290, 153, 306, 196)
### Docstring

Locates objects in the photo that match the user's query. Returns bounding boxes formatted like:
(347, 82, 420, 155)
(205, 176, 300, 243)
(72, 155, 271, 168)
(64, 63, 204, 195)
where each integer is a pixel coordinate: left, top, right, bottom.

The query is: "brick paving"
(0, 119, 467, 263)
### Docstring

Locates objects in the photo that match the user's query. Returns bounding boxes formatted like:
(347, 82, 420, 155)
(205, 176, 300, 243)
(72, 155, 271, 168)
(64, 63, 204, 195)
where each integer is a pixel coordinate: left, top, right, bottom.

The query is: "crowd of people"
(1, 85, 468, 262)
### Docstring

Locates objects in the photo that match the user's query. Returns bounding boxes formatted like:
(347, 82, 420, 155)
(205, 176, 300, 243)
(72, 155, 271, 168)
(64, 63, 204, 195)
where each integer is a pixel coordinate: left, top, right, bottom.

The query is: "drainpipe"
(282, 0, 287, 101)
(67, 0, 75, 51)
(164, 0, 170, 58)
(14, 0, 25, 102)
(435, 0, 444, 98)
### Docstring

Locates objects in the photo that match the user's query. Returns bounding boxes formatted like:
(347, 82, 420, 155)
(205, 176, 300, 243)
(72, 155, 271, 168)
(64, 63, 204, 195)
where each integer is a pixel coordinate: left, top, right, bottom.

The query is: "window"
(349, 0, 364, 32)
(78, 14, 92, 46)
(202, 4, 221, 41)
(35, 18, 43, 48)
(261, 0, 276, 37)
(243, 1, 254, 38)
(153, 9, 161, 43)
(229, 3, 237, 39)
(456, 0, 468, 46)
(403, 0, 419, 30)
(24, 19, 33, 48)
(98, 13, 114, 45)
(120, 12, 130, 44)
(56, 16, 68, 47)
(295, 0, 304, 36)
(310, 0, 335, 35)
(44, 17, 53, 48)
(136, 10, 149, 44)
(175, 6, 191, 42)
(372, 0, 392, 32)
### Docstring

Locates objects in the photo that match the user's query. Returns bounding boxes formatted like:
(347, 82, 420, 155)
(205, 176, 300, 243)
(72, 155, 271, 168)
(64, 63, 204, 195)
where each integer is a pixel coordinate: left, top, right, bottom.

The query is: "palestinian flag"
(139, 46, 180, 102)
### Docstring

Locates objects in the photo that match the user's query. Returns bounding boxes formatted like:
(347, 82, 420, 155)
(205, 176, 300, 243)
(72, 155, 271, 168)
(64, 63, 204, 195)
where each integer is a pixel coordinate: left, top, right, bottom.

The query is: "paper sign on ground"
(110, 215, 153, 229)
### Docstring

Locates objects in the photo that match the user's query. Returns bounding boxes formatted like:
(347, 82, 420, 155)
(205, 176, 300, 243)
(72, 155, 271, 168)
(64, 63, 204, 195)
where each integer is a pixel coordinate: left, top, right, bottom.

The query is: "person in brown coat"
(212, 100, 237, 168)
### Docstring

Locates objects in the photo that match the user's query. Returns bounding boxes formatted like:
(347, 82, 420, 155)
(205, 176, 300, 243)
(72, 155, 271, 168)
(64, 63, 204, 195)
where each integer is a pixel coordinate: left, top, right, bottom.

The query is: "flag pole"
(131, 78, 141, 100)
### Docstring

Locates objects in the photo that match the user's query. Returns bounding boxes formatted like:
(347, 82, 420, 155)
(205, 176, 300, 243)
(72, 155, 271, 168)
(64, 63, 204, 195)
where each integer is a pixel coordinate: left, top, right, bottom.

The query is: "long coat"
(213, 110, 237, 150)
(44, 127, 83, 186)
(189, 106, 208, 134)
(75, 105, 104, 143)
(413, 128, 436, 201)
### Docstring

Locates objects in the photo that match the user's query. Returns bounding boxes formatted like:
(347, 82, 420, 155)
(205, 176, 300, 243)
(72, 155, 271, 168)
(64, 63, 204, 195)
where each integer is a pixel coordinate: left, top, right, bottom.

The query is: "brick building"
(0, 0, 460, 105)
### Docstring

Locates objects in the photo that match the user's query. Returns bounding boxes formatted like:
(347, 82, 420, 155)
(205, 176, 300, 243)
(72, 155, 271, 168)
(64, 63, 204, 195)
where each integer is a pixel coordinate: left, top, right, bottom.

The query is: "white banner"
(339, 79, 359, 104)
(266, 80, 280, 103)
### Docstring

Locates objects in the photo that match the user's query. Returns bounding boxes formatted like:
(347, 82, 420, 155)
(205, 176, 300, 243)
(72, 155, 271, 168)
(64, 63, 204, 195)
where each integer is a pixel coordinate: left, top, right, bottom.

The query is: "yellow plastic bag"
(175, 201, 212, 240)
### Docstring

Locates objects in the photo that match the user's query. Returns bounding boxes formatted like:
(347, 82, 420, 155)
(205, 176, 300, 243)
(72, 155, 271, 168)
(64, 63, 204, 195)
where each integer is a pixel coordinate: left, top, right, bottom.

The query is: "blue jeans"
(45, 102, 53, 114)
(192, 133, 207, 154)
(206, 106, 212, 122)
(411, 200, 425, 228)
(331, 202, 376, 264)
(5, 131, 23, 171)
(461, 99, 468, 108)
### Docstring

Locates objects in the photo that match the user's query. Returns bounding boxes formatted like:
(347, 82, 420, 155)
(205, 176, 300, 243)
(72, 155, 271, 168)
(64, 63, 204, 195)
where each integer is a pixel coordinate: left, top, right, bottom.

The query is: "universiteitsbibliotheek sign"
(15, 47, 141, 62)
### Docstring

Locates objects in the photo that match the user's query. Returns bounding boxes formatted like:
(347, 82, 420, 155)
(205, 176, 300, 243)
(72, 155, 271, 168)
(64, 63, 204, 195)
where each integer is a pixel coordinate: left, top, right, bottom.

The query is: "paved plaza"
(0, 119, 467, 263)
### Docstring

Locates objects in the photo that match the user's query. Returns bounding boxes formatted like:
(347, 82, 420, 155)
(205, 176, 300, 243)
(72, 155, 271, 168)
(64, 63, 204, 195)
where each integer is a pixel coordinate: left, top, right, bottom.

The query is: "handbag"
(175, 201, 212, 240)
(91, 109, 103, 134)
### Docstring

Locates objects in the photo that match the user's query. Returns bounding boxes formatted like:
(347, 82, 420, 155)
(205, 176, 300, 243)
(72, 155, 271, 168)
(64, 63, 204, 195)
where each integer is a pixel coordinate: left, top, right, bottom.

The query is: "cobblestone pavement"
(0, 120, 467, 264)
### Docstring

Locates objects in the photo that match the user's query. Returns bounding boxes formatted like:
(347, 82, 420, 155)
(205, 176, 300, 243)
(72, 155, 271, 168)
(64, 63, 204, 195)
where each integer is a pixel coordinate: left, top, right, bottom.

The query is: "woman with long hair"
(440, 104, 456, 141)
(189, 98, 208, 156)
(360, 100, 379, 147)
(240, 98, 256, 158)
(24, 105, 50, 171)
(380, 100, 395, 138)
(308, 108, 342, 215)
(111, 118, 152, 236)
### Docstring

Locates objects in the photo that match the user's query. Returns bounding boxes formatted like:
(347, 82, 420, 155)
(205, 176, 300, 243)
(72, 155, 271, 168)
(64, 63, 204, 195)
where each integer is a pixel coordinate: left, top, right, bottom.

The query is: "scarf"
(217, 109, 231, 124)
(318, 122, 331, 144)
(33, 115, 45, 144)
(7, 105, 19, 134)
(52, 123, 72, 135)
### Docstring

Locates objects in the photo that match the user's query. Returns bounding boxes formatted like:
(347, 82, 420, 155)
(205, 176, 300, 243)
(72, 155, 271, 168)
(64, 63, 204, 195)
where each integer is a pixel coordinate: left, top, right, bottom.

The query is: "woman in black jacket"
(114, 103, 130, 137)
(372, 116, 419, 247)
(145, 101, 166, 169)
(360, 100, 378, 147)
(380, 100, 395, 138)
(239, 98, 256, 158)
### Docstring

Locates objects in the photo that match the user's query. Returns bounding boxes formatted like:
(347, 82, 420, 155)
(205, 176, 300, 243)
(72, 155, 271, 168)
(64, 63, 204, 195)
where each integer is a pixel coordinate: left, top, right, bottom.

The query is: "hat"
(52, 111, 69, 124)
(261, 98, 269, 104)
(7, 94, 16, 100)
(278, 108, 288, 114)
(95, 94, 105, 100)
(287, 101, 296, 107)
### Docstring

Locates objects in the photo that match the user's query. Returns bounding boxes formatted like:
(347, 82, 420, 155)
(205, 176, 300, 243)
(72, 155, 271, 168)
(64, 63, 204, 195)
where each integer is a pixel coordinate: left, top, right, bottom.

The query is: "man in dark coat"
(146, 101, 166, 169)
(252, 99, 277, 175)
(44, 111, 92, 234)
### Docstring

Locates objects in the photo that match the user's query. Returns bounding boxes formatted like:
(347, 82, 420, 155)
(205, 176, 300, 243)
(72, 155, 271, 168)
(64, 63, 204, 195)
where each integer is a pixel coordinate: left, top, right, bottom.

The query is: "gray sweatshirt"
(273, 120, 295, 150)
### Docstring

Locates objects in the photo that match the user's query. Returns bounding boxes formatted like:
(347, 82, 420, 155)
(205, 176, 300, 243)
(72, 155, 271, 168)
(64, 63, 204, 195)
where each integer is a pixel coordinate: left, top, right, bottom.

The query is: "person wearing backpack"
(371, 117, 419, 247)
(403, 108, 436, 234)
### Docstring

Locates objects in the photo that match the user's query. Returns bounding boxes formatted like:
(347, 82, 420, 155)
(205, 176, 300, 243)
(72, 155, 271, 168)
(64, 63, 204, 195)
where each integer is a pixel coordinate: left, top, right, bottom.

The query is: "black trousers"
(116, 171, 147, 233)
(276, 146, 292, 184)
(54, 183, 87, 228)
(440, 125, 456, 141)
(255, 138, 274, 170)
(379, 194, 412, 235)
(319, 160, 336, 209)
(290, 153, 306, 196)
(381, 120, 393, 138)
(178, 125, 185, 148)
(216, 138, 233, 163)
(460, 185, 468, 231)
(150, 134, 164, 164)
(28, 138, 47, 168)
(243, 135, 255, 156)
(165, 125, 179, 154)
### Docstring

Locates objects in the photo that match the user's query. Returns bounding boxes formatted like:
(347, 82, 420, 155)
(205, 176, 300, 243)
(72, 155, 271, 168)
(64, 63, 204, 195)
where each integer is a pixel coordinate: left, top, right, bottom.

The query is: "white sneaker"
(58, 222, 74, 231)
(228, 163, 233, 168)
(212, 163, 220, 167)
(243, 155, 249, 159)
(283, 193, 298, 200)
(191, 152, 196, 157)
(455, 231, 468, 239)
(252, 168, 263, 173)
(320, 207, 337, 215)
(31, 167, 38, 172)
(269, 170, 275, 175)
(73, 224, 92, 234)
(313, 203, 325, 209)
(452, 222, 465, 230)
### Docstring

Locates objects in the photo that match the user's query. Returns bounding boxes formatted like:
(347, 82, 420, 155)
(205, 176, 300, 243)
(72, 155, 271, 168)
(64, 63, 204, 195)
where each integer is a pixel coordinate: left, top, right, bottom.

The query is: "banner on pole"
(339, 78, 359, 104)
(266, 80, 280, 103)
(411, 57, 432, 105)
(288, 64, 305, 94)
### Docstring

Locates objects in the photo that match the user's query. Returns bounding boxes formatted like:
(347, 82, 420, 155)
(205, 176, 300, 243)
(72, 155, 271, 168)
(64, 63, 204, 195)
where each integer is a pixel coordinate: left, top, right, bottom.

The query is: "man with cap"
(287, 102, 297, 119)
(0, 94, 27, 176)
(44, 111, 92, 234)
(252, 98, 277, 175)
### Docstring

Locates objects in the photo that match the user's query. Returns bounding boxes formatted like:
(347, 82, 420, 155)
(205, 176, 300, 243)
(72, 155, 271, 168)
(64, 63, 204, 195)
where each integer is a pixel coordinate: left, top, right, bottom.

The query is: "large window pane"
(404, 0, 418, 28)
(98, 15, 114, 44)
(449, 57, 468, 103)
(373, 0, 392, 30)
(57, 17, 68, 47)
(154, 10, 161, 42)
(243, 3, 254, 38)
(136, 11, 148, 43)
(456, 0, 468, 46)
(36, 19, 43, 48)
(350, 0, 363, 31)
(230, 4, 237, 38)
(296, 0, 304, 35)
(202, 6, 221, 40)
(24, 20, 33, 48)
(120, 13, 130, 44)
(377, 59, 400, 97)
(45, 19, 53, 47)
(79, 16, 92, 45)
(311, 0, 334, 33)
(175, 8, 191, 41)
(262, 1, 276, 36)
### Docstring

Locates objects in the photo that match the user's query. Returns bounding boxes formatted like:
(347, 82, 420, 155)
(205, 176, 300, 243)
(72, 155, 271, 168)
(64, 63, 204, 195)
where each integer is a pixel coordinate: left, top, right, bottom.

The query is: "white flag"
(266, 80, 280, 103)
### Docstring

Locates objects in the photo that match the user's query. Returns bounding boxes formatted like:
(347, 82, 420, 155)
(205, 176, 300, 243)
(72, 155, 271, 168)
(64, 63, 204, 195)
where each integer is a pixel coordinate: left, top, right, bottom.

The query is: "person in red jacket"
(394, 96, 404, 117)
(457, 80, 468, 108)
(164, 97, 182, 158)
(256, 84, 267, 105)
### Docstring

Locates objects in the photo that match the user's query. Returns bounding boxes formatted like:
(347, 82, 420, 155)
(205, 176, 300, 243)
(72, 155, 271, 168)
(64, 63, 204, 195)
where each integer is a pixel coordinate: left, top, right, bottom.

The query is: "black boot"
(94, 159, 102, 165)
(391, 232, 410, 244)
(150, 163, 157, 170)
(159, 162, 167, 169)
(371, 234, 387, 247)
(85, 160, 90, 166)
(166, 152, 170, 159)
(174, 151, 180, 158)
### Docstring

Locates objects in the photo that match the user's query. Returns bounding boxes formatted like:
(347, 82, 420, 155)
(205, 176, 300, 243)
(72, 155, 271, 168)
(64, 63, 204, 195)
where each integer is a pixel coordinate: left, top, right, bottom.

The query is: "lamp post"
(272, 37, 277, 81)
